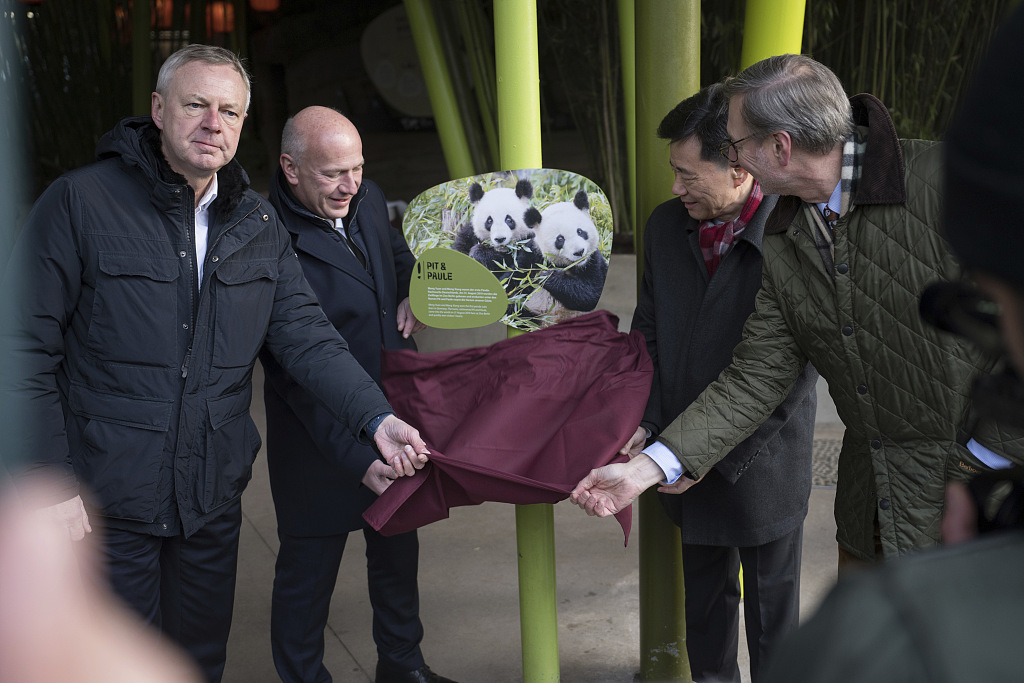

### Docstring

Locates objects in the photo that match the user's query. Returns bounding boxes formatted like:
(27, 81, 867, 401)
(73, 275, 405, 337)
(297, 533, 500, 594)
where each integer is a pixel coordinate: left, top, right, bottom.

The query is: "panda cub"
(526, 190, 608, 323)
(451, 178, 542, 278)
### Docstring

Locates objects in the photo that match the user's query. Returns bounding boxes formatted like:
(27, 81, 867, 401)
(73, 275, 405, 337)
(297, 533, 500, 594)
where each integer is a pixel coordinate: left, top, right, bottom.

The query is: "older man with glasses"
(573, 54, 1024, 578)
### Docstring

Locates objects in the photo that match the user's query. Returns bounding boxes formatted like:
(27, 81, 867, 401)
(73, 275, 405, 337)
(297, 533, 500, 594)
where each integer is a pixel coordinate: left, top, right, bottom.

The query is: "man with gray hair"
(0, 45, 429, 682)
(573, 54, 1023, 573)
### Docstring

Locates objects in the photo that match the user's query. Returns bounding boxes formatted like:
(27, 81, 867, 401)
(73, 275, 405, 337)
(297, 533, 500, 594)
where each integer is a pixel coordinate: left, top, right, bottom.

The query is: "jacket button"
(857, 384, 868, 394)
(211, 255, 219, 262)
(262, 214, 270, 221)
(173, 189, 181, 196)
(871, 439, 882, 449)
(382, 308, 387, 317)
(879, 498, 890, 510)
(837, 263, 849, 274)
(182, 323, 188, 330)
(842, 325, 854, 336)
(179, 251, 187, 258)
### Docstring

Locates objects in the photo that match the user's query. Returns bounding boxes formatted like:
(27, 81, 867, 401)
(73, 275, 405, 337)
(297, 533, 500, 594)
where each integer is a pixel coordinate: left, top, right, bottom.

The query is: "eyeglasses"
(718, 134, 755, 163)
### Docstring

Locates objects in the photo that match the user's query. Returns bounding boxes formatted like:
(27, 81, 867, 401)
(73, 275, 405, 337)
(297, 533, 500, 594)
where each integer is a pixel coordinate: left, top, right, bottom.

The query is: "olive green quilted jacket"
(659, 94, 1022, 560)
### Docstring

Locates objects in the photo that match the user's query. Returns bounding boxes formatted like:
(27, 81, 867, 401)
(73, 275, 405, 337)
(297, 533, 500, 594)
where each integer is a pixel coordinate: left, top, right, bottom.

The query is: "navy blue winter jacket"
(0, 117, 391, 537)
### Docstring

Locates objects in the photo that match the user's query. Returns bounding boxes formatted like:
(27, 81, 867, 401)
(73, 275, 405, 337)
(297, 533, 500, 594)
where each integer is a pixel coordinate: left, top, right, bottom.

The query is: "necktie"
(340, 229, 367, 269)
(822, 206, 839, 230)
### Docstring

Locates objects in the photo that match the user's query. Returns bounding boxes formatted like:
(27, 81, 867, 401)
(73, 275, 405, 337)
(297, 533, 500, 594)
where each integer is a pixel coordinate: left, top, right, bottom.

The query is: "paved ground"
(223, 253, 843, 683)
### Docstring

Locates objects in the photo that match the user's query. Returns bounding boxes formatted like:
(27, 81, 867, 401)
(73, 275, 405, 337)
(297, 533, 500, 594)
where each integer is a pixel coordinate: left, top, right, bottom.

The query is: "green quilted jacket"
(659, 94, 1022, 560)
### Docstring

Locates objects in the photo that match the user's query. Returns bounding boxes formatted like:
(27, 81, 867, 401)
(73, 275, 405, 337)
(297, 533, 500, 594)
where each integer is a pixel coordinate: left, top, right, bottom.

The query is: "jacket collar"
(269, 165, 376, 286)
(764, 93, 906, 235)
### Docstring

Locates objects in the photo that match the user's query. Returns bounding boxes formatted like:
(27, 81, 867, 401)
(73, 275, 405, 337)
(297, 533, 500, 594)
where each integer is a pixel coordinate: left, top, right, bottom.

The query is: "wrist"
(364, 412, 392, 438)
(630, 454, 670, 490)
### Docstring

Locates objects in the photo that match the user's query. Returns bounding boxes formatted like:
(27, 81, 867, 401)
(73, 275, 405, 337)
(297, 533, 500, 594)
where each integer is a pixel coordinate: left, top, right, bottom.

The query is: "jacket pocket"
(201, 384, 260, 513)
(89, 253, 180, 365)
(68, 382, 173, 523)
(210, 258, 278, 368)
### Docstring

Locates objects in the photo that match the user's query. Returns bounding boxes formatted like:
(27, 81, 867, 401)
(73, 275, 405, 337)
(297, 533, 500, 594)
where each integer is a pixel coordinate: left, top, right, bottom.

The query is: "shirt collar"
(196, 173, 219, 214)
(817, 181, 842, 217)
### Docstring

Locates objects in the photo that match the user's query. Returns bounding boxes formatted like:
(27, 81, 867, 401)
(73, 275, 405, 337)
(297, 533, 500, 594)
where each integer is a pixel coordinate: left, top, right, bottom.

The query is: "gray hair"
(657, 83, 731, 168)
(155, 44, 251, 113)
(722, 54, 854, 155)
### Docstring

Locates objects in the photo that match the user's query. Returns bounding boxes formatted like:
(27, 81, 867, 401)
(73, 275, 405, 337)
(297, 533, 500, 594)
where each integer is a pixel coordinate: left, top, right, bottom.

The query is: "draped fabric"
(363, 310, 653, 544)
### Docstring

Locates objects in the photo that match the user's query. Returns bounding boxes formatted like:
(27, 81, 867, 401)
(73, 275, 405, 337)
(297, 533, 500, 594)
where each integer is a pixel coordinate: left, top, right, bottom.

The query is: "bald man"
(259, 107, 453, 683)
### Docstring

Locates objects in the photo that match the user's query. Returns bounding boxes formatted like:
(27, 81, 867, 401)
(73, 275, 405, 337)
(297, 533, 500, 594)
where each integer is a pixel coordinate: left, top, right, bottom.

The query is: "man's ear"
(773, 130, 793, 167)
(151, 92, 164, 130)
(730, 165, 749, 187)
(280, 154, 300, 185)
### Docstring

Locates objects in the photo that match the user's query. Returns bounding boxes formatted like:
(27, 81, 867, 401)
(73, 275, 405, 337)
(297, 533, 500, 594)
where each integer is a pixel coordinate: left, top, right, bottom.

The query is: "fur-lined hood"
(95, 115, 251, 216)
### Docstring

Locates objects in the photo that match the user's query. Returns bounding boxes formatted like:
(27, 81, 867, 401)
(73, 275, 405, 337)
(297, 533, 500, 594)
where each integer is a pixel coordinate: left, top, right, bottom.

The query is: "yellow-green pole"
(617, 0, 637, 248)
(131, 0, 150, 115)
(404, 0, 476, 179)
(494, 1, 558, 681)
(740, 0, 807, 68)
(635, 0, 699, 680)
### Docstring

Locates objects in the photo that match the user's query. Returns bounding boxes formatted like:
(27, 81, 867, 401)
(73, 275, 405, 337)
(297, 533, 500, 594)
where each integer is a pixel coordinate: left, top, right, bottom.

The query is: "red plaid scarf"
(698, 181, 763, 276)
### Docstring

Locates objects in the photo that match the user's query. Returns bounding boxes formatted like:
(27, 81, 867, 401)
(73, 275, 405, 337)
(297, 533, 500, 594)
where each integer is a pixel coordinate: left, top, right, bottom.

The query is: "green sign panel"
(410, 247, 509, 329)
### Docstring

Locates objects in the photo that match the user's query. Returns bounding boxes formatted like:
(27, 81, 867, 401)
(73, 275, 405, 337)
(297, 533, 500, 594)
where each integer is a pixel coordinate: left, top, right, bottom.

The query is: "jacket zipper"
(182, 186, 197, 378)
(181, 198, 260, 379)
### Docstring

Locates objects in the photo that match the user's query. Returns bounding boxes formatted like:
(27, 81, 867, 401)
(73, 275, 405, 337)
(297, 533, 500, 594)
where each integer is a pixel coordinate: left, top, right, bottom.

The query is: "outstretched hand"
(570, 455, 666, 517)
(373, 414, 430, 477)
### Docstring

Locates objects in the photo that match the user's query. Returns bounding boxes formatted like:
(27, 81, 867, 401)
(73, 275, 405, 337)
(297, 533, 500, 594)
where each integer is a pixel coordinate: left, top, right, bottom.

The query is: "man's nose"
(338, 174, 358, 194)
(202, 109, 222, 131)
(672, 180, 687, 196)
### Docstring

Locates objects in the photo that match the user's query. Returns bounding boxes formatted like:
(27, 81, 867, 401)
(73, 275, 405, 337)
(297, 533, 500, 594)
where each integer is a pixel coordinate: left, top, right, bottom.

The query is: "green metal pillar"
(404, 0, 476, 180)
(494, 1, 558, 680)
(617, 0, 637, 247)
(131, 0, 151, 115)
(635, 1, 699, 680)
(740, 0, 807, 69)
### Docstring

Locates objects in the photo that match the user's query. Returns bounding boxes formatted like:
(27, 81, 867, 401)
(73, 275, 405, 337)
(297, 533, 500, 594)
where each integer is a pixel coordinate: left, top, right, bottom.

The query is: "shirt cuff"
(364, 412, 393, 439)
(642, 441, 683, 485)
(967, 438, 1014, 470)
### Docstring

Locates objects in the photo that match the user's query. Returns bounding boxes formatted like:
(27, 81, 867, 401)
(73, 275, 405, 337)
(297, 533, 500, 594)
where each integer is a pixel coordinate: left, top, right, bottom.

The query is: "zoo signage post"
(494, 1, 562, 681)
(740, 0, 807, 69)
(635, 0, 699, 680)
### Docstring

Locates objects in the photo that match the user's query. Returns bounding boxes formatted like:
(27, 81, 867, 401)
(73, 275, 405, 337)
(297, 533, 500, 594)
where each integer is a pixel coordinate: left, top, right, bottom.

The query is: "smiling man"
(260, 107, 453, 683)
(619, 85, 817, 683)
(573, 55, 1024, 575)
(0, 45, 429, 682)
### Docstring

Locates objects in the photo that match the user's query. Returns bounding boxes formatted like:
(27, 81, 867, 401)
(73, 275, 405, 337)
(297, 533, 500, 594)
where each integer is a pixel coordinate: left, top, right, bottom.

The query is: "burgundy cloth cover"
(363, 310, 653, 543)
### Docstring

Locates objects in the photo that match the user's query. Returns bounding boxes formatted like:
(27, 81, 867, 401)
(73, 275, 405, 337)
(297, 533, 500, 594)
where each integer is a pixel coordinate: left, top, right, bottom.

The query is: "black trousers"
(102, 500, 242, 683)
(271, 526, 424, 683)
(682, 523, 803, 683)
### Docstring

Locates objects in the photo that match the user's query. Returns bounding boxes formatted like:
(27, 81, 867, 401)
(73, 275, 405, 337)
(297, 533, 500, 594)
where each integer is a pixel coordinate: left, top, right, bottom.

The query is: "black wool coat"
(260, 168, 416, 536)
(633, 193, 818, 547)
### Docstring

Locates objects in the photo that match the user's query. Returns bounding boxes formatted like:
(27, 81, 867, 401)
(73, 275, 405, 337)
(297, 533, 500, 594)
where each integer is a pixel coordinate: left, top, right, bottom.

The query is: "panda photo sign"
(402, 169, 612, 331)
